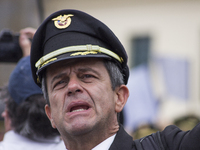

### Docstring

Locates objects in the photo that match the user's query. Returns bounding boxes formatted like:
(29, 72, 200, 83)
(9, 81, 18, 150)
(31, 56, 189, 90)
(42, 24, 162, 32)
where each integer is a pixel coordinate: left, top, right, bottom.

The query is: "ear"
(45, 104, 56, 128)
(2, 109, 13, 132)
(115, 85, 129, 113)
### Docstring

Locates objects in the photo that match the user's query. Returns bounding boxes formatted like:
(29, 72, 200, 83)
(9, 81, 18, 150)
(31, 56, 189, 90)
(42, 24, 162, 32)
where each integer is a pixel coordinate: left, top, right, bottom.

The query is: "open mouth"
(70, 105, 89, 113)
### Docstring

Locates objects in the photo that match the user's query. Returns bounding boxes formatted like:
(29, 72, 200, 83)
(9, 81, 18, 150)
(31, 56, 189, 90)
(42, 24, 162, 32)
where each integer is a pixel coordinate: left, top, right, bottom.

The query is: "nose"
(67, 76, 82, 96)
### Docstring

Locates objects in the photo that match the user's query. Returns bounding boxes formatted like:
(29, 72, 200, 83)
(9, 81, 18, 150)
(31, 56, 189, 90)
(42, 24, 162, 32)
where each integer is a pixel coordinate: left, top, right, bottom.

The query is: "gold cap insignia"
(52, 14, 74, 29)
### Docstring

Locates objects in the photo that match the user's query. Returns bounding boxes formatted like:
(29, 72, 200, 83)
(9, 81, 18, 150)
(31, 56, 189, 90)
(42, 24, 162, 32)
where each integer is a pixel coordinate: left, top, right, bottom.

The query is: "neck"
(63, 124, 119, 150)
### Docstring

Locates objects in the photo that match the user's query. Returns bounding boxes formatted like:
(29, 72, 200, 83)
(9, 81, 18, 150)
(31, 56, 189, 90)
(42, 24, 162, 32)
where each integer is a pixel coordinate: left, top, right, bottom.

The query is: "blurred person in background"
(173, 115, 200, 131)
(131, 123, 160, 140)
(0, 28, 65, 149)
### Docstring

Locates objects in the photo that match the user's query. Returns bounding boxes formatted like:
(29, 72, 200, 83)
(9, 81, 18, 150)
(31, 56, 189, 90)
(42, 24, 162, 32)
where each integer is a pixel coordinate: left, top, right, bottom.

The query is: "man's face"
(45, 58, 120, 137)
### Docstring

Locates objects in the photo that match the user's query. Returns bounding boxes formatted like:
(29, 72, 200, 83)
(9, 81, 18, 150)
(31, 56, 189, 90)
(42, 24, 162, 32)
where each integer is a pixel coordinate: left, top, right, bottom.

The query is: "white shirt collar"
(92, 134, 116, 150)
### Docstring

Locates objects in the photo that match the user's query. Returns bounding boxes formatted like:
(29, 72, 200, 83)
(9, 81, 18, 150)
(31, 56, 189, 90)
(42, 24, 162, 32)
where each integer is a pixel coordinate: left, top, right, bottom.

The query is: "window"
(131, 36, 151, 68)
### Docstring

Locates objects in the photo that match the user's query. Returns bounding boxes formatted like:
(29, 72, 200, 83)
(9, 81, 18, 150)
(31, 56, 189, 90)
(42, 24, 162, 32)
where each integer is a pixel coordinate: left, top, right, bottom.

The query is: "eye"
(53, 80, 68, 90)
(79, 73, 96, 82)
(83, 74, 94, 78)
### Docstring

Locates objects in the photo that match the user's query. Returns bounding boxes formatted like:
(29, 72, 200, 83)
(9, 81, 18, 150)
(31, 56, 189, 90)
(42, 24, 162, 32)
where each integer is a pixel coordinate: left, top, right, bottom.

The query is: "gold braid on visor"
(35, 45, 123, 70)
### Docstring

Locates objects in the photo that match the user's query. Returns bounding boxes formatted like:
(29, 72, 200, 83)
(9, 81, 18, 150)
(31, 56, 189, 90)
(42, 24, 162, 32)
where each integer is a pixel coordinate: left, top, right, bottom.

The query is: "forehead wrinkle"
(48, 58, 104, 83)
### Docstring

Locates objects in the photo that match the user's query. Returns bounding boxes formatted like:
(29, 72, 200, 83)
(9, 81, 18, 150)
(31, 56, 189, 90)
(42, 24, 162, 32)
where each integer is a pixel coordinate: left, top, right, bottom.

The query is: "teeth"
(71, 108, 86, 112)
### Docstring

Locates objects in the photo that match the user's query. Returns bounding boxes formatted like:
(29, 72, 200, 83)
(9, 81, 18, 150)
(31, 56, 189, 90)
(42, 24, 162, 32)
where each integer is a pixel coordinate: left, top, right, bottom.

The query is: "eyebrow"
(50, 67, 101, 85)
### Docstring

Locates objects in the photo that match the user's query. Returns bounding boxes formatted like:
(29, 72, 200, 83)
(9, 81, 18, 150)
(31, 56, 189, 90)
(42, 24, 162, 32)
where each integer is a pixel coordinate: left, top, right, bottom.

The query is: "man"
(0, 28, 65, 149)
(30, 9, 200, 150)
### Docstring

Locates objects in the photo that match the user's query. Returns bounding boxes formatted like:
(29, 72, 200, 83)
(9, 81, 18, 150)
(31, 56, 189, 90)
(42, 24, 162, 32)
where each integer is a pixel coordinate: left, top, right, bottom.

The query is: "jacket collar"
(109, 125, 136, 150)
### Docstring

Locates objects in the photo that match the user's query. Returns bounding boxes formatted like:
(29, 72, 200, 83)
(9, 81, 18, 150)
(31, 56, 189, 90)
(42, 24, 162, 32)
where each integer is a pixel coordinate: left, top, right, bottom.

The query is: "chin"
(69, 122, 93, 136)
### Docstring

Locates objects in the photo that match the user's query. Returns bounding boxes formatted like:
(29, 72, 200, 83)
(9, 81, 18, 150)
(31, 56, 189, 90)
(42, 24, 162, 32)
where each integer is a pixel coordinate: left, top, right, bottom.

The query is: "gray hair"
(41, 77, 49, 105)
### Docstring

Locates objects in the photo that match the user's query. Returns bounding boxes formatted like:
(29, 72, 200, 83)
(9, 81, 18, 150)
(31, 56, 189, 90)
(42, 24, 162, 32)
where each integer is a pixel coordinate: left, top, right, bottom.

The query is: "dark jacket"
(109, 123, 200, 150)
(160, 123, 200, 150)
(109, 125, 136, 150)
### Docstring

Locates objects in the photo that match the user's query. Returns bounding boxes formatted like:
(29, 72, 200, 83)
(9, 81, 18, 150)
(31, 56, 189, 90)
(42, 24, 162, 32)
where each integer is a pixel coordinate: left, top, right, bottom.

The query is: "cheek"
(91, 84, 115, 112)
(49, 91, 64, 116)
(49, 88, 65, 104)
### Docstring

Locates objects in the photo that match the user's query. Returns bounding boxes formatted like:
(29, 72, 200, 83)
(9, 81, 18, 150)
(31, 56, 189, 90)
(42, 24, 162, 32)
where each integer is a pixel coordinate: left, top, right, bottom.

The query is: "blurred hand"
(19, 27, 36, 57)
